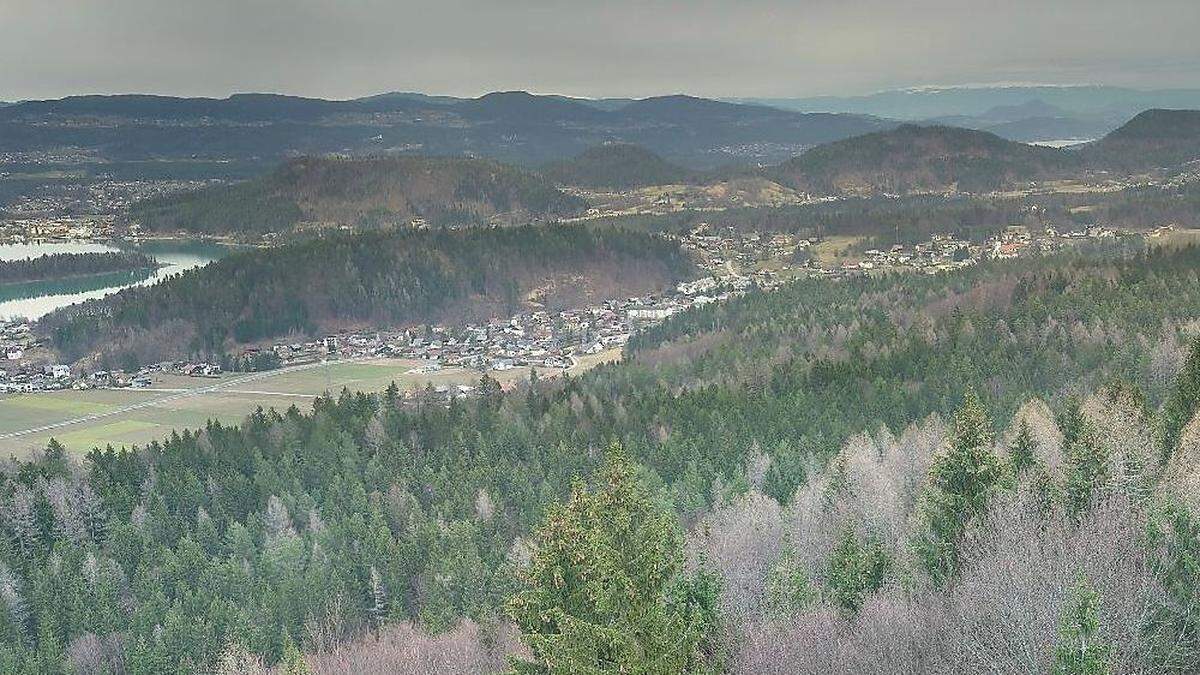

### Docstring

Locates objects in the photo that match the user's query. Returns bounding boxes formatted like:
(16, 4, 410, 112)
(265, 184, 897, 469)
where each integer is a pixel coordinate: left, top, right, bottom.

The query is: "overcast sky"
(2, 0, 1199, 101)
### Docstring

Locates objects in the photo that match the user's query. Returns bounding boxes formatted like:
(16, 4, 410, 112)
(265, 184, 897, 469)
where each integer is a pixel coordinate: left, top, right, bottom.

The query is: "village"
(0, 219, 1132, 395)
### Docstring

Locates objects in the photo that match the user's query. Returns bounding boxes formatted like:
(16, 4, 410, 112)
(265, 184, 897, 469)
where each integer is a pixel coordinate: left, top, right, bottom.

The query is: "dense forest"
(128, 156, 588, 235)
(38, 225, 693, 368)
(0, 252, 158, 285)
(1078, 109, 1200, 171)
(540, 143, 698, 190)
(766, 124, 1078, 195)
(5, 242, 1200, 672)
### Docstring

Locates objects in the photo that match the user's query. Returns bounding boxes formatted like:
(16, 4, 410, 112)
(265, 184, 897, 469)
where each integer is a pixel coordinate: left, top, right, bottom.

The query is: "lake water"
(0, 240, 236, 320)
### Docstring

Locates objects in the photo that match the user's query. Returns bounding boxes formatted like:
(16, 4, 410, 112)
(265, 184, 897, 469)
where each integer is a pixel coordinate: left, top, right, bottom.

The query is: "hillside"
(1079, 109, 1200, 171)
(541, 143, 696, 189)
(0, 91, 890, 170)
(11, 242, 1200, 672)
(39, 225, 694, 366)
(767, 124, 1077, 195)
(129, 156, 588, 234)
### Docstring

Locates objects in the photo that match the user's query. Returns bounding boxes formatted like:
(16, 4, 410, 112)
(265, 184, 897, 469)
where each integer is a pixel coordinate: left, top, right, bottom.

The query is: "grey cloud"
(1, 0, 1197, 100)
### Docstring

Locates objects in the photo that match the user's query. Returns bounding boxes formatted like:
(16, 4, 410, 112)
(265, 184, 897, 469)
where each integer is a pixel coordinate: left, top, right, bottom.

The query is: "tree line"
(4, 242, 1200, 671)
(0, 252, 158, 285)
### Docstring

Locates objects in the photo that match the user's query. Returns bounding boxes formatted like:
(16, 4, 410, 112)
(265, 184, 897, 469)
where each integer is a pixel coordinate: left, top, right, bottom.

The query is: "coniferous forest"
(4, 241, 1200, 672)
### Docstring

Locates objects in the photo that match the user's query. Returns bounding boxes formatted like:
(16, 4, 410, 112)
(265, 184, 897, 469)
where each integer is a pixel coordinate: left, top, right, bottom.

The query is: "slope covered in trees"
(0, 252, 158, 285)
(129, 156, 588, 235)
(6, 242, 1200, 671)
(39, 225, 692, 366)
(766, 124, 1078, 195)
(540, 143, 697, 189)
(1079, 109, 1200, 171)
(0, 91, 890, 170)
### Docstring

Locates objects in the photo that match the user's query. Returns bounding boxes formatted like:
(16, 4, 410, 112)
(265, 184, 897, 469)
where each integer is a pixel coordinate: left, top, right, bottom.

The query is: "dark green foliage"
(916, 391, 1003, 584)
(7, 241, 1200, 670)
(1009, 418, 1038, 476)
(1161, 336, 1200, 461)
(825, 528, 892, 616)
(40, 224, 692, 365)
(541, 143, 696, 190)
(130, 155, 588, 235)
(764, 547, 817, 618)
(1053, 575, 1112, 675)
(507, 446, 719, 674)
(0, 251, 158, 285)
(1143, 501, 1200, 671)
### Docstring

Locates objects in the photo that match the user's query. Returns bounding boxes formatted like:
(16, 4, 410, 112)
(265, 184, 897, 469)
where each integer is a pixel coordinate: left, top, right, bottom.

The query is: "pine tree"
(1053, 574, 1112, 675)
(1162, 335, 1200, 461)
(826, 527, 892, 616)
(1064, 423, 1110, 516)
(280, 632, 311, 675)
(917, 390, 1002, 584)
(1009, 418, 1038, 476)
(764, 546, 817, 618)
(508, 444, 717, 674)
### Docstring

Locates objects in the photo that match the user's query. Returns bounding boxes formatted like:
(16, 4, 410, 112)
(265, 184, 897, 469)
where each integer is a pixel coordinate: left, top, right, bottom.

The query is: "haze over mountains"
(739, 84, 1200, 143)
(117, 106, 1200, 236)
(0, 90, 890, 170)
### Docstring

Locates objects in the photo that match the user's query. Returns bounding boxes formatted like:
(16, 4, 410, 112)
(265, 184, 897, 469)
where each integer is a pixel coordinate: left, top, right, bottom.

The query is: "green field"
(0, 351, 621, 458)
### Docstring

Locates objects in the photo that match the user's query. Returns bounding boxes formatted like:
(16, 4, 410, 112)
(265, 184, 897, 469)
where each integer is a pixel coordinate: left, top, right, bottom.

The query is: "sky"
(2, 0, 1199, 101)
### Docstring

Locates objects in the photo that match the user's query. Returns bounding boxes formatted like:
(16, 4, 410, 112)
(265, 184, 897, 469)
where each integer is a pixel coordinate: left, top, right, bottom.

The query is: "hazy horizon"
(2, 0, 1199, 102)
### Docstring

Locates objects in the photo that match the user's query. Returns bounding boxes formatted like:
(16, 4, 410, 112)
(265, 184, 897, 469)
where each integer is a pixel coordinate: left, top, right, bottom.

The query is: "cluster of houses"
(254, 275, 767, 374)
(0, 363, 75, 393)
(0, 320, 37, 363)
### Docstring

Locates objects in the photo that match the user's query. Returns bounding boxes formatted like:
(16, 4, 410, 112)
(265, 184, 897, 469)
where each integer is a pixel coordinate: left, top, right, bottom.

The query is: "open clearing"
(0, 350, 621, 457)
(811, 235, 866, 265)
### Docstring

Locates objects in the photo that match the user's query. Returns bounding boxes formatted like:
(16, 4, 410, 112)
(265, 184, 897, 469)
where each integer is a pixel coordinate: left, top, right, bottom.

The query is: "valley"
(3, 80, 1200, 675)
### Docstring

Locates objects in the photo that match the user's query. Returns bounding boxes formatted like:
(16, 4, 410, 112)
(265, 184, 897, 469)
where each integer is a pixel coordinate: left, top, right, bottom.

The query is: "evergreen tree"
(508, 445, 717, 674)
(1162, 335, 1200, 461)
(1008, 418, 1038, 477)
(1053, 574, 1112, 675)
(764, 546, 817, 618)
(916, 390, 1002, 584)
(825, 527, 891, 616)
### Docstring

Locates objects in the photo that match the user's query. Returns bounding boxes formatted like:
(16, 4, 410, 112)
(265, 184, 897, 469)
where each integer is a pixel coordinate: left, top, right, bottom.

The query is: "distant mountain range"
(0, 90, 891, 170)
(737, 85, 1200, 144)
(128, 107, 1200, 236)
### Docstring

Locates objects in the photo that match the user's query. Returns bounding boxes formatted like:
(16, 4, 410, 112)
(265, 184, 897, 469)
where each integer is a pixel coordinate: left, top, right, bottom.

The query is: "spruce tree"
(1162, 335, 1200, 461)
(508, 444, 717, 674)
(1053, 574, 1112, 675)
(917, 390, 1002, 584)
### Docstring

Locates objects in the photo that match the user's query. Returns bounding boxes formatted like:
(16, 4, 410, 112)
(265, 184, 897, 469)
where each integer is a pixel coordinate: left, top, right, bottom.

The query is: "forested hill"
(128, 156, 588, 235)
(766, 124, 1077, 195)
(1078, 109, 1200, 171)
(8, 242, 1200, 672)
(0, 251, 157, 285)
(39, 225, 693, 366)
(0, 91, 891, 169)
(541, 144, 697, 189)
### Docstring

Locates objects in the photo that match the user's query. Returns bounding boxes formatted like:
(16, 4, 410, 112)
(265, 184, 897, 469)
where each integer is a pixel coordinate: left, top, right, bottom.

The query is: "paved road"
(0, 359, 347, 441)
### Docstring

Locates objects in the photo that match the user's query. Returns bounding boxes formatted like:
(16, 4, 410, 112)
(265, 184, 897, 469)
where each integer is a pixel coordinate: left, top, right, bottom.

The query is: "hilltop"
(0, 90, 890, 170)
(541, 144, 697, 189)
(1079, 109, 1200, 171)
(766, 124, 1076, 195)
(129, 155, 587, 235)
